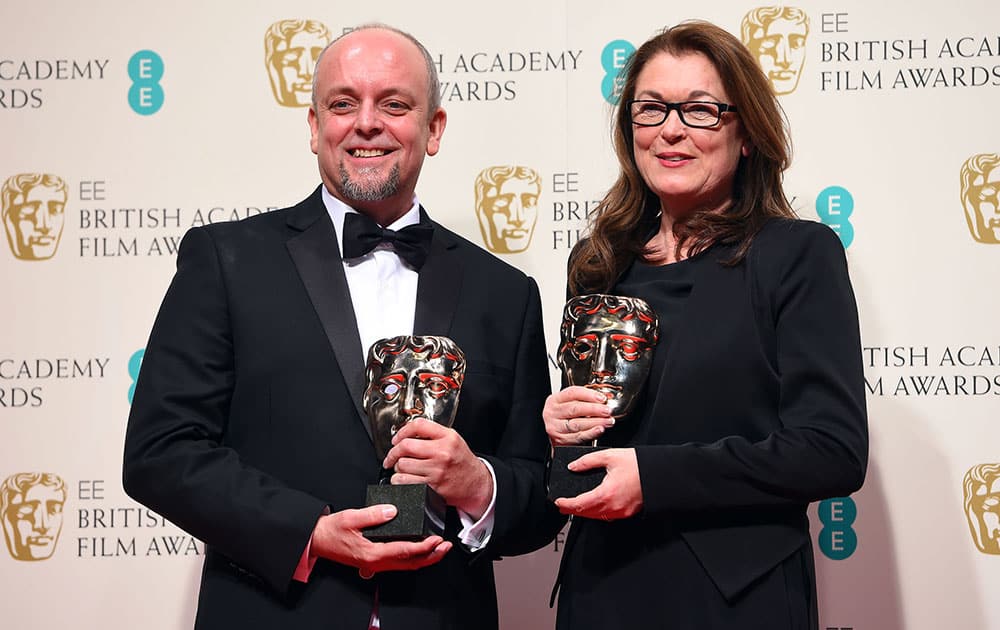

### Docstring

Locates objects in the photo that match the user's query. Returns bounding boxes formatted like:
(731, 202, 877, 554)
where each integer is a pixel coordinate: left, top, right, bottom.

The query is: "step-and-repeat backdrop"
(3, 1, 998, 628)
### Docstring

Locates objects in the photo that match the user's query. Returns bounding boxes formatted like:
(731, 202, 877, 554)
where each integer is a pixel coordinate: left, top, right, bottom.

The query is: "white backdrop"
(3, 1, 999, 628)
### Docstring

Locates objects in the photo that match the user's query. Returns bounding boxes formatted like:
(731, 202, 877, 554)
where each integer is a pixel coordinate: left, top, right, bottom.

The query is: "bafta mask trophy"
(548, 294, 659, 500)
(362, 335, 466, 541)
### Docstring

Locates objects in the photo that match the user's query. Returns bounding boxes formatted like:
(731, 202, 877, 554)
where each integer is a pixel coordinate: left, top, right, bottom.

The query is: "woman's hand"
(542, 386, 615, 446)
(554, 448, 643, 521)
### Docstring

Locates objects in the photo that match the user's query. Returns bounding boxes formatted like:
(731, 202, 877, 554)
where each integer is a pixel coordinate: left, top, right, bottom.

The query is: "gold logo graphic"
(474, 166, 541, 254)
(2, 173, 67, 261)
(741, 7, 810, 95)
(960, 153, 1000, 244)
(1, 472, 66, 561)
(264, 19, 332, 107)
(964, 464, 1000, 554)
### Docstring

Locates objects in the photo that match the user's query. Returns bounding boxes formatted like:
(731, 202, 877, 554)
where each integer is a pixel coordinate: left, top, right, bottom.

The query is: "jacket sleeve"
(122, 226, 327, 595)
(636, 221, 869, 514)
(478, 277, 565, 556)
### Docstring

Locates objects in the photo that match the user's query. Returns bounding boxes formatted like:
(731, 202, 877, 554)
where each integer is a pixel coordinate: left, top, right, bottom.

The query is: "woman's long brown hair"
(568, 20, 795, 295)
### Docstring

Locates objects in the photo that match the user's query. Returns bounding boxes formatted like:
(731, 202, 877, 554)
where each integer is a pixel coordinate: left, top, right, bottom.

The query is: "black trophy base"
(363, 483, 447, 542)
(547, 445, 608, 501)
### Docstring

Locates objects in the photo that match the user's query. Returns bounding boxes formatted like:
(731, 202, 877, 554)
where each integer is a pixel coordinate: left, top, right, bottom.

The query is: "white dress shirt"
(321, 186, 497, 549)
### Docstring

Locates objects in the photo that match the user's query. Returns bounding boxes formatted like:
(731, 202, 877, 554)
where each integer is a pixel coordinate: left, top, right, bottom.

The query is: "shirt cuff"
(456, 458, 497, 551)
(293, 506, 331, 583)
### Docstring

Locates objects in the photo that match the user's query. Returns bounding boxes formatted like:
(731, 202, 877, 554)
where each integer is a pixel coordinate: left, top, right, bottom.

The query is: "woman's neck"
(644, 219, 684, 264)
(645, 194, 733, 264)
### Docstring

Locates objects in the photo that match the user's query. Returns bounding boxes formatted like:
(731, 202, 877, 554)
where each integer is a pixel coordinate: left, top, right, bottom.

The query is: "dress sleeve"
(636, 221, 868, 514)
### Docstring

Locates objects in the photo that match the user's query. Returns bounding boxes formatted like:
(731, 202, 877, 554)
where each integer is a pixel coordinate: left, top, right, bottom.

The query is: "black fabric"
(553, 219, 867, 630)
(122, 186, 563, 630)
(341, 210, 434, 270)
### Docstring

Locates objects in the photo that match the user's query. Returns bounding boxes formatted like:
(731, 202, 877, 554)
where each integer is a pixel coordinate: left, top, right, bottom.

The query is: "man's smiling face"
(308, 28, 446, 225)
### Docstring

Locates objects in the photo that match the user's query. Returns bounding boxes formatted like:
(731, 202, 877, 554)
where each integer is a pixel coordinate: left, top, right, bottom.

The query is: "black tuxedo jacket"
(554, 220, 868, 630)
(123, 187, 560, 629)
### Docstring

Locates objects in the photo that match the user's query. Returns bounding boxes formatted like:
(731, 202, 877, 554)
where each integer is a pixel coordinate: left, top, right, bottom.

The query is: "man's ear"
(308, 107, 320, 155)
(426, 108, 447, 156)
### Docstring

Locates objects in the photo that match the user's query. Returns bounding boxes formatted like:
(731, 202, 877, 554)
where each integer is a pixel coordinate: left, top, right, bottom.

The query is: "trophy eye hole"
(618, 340, 641, 361)
(380, 381, 401, 399)
(572, 339, 594, 359)
(423, 377, 451, 398)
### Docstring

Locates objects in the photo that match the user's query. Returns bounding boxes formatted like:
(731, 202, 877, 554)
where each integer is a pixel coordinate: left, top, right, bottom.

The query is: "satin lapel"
(285, 205, 371, 442)
(413, 213, 462, 336)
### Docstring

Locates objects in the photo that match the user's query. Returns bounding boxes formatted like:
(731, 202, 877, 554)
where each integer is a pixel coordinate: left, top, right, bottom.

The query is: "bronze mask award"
(547, 294, 659, 501)
(362, 335, 466, 541)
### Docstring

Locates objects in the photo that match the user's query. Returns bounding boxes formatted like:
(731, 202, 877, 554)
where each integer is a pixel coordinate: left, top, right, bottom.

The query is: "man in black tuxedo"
(123, 23, 558, 629)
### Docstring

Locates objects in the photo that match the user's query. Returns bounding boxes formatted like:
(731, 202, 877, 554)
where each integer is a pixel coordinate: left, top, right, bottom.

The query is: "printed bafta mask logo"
(558, 294, 659, 418)
(2, 173, 68, 261)
(960, 153, 1000, 244)
(363, 336, 466, 462)
(264, 19, 331, 107)
(1, 472, 66, 561)
(474, 166, 541, 254)
(741, 7, 810, 95)
(963, 463, 1000, 554)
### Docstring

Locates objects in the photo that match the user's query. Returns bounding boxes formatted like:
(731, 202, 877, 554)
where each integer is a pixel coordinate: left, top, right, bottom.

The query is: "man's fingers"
(342, 504, 398, 530)
(384, 443, 443, 473)
(392, 540, 452, 570)
(384, 427, 455, 468)
(382, 535, 444, 557)
(392, 417, 448, 443)
(389, 472, 427, 486)
(417, 540, 452, 565)
(364, 537, 453, 572)
(411, 537, 451, 559)
(385, 438, 437, 463)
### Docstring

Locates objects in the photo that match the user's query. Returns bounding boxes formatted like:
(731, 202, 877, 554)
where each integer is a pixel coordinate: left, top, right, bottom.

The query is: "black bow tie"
(341, 211, 434, 270)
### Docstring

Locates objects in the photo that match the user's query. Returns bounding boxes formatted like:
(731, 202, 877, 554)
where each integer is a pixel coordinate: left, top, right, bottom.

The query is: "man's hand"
(310, 505, 452, 576)
(383, 418, 493, 519)
(553, 448, 643, 521)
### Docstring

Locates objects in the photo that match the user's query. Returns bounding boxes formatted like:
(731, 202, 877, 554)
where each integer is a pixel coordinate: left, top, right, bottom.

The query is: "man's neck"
(338, 193, 414, 228)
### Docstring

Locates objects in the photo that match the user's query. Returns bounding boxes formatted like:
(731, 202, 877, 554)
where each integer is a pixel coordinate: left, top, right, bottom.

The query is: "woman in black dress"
(543, 20, 868, 630)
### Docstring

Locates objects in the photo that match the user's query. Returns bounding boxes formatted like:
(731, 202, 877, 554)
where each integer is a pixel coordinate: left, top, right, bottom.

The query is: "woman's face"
(631, 51, 748, 218)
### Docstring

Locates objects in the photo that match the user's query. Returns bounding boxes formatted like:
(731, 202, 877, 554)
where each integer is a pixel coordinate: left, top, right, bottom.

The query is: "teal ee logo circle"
(816, 185, 855, 248)
(128, 50, 164, 115)
(818, 496, 858, 560)
(127, 348, 145, 404)
(601, 40, 635, 104)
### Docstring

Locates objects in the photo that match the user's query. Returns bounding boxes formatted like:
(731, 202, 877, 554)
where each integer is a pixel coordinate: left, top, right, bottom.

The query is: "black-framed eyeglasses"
(628, 99, 737, 129)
